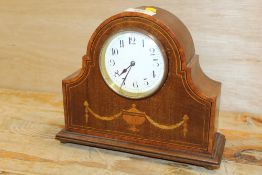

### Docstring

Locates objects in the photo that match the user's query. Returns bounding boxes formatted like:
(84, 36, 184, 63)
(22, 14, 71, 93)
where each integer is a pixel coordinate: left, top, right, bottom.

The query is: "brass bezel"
(99, 29, 168, 99)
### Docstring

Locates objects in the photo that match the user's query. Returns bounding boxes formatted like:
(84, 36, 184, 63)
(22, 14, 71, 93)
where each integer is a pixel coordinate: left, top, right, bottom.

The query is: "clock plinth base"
(56, 129, 225, 169)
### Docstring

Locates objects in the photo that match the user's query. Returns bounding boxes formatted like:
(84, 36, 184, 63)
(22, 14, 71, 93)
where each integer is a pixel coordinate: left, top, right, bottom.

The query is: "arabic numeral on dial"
(149, 48, 155, 55)
(112, 48, 118, 55)
(133, 81, 139, 88)
(114, 70, 120, 77)
(120, 40, 124, 48)
(153, 60, 160, 67)
(144, 78, 149, 85)
(129, 37, 136, 45)
(109, 59, 115, 66)
(153, 70, 156, 78)
(122, 78, 125, 85)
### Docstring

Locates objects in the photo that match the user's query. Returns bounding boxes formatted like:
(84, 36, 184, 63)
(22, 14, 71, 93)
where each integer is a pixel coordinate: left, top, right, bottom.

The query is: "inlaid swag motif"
(83, 101, 189, 137)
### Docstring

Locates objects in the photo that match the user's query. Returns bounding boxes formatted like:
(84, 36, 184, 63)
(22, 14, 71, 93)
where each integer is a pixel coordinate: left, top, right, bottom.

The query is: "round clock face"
(99, 31, 167, 99)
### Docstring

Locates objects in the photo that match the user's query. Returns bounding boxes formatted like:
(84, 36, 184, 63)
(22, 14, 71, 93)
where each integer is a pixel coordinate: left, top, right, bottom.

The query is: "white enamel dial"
(99, 31, 167, 99)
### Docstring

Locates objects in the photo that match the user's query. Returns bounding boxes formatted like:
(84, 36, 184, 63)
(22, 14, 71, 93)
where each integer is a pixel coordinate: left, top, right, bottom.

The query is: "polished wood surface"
(0, 89, 261, 174)
(0, 0, 261, 114)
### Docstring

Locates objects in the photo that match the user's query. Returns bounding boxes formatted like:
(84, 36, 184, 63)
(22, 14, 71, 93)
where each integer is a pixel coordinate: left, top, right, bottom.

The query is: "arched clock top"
(85, 6, 195, 70)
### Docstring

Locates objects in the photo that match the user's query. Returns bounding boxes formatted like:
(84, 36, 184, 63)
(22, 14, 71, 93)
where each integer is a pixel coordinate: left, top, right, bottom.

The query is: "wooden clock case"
(56, 7, 225, 169)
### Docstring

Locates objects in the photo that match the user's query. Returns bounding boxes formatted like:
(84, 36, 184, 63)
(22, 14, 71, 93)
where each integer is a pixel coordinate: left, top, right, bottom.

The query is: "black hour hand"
(118, 61, 135, 76)
(119, 67, 128, 76)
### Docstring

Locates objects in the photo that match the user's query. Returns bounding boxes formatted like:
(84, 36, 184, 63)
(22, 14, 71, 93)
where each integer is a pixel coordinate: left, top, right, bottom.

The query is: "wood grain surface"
(0, 88, 261, 174)
(0, 0, 261, 114)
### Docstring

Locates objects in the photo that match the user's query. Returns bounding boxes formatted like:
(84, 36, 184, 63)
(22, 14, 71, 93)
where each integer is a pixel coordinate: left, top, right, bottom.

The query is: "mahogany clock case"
(56, 7, 225, 169)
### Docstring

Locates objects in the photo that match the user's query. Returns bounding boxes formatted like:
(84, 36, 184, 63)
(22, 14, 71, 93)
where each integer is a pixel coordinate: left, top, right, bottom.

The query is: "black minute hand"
(120, 61, 135, 88)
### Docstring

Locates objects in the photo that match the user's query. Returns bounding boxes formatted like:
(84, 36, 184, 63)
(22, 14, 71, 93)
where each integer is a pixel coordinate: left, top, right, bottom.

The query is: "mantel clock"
(56, 6, 225, 169)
